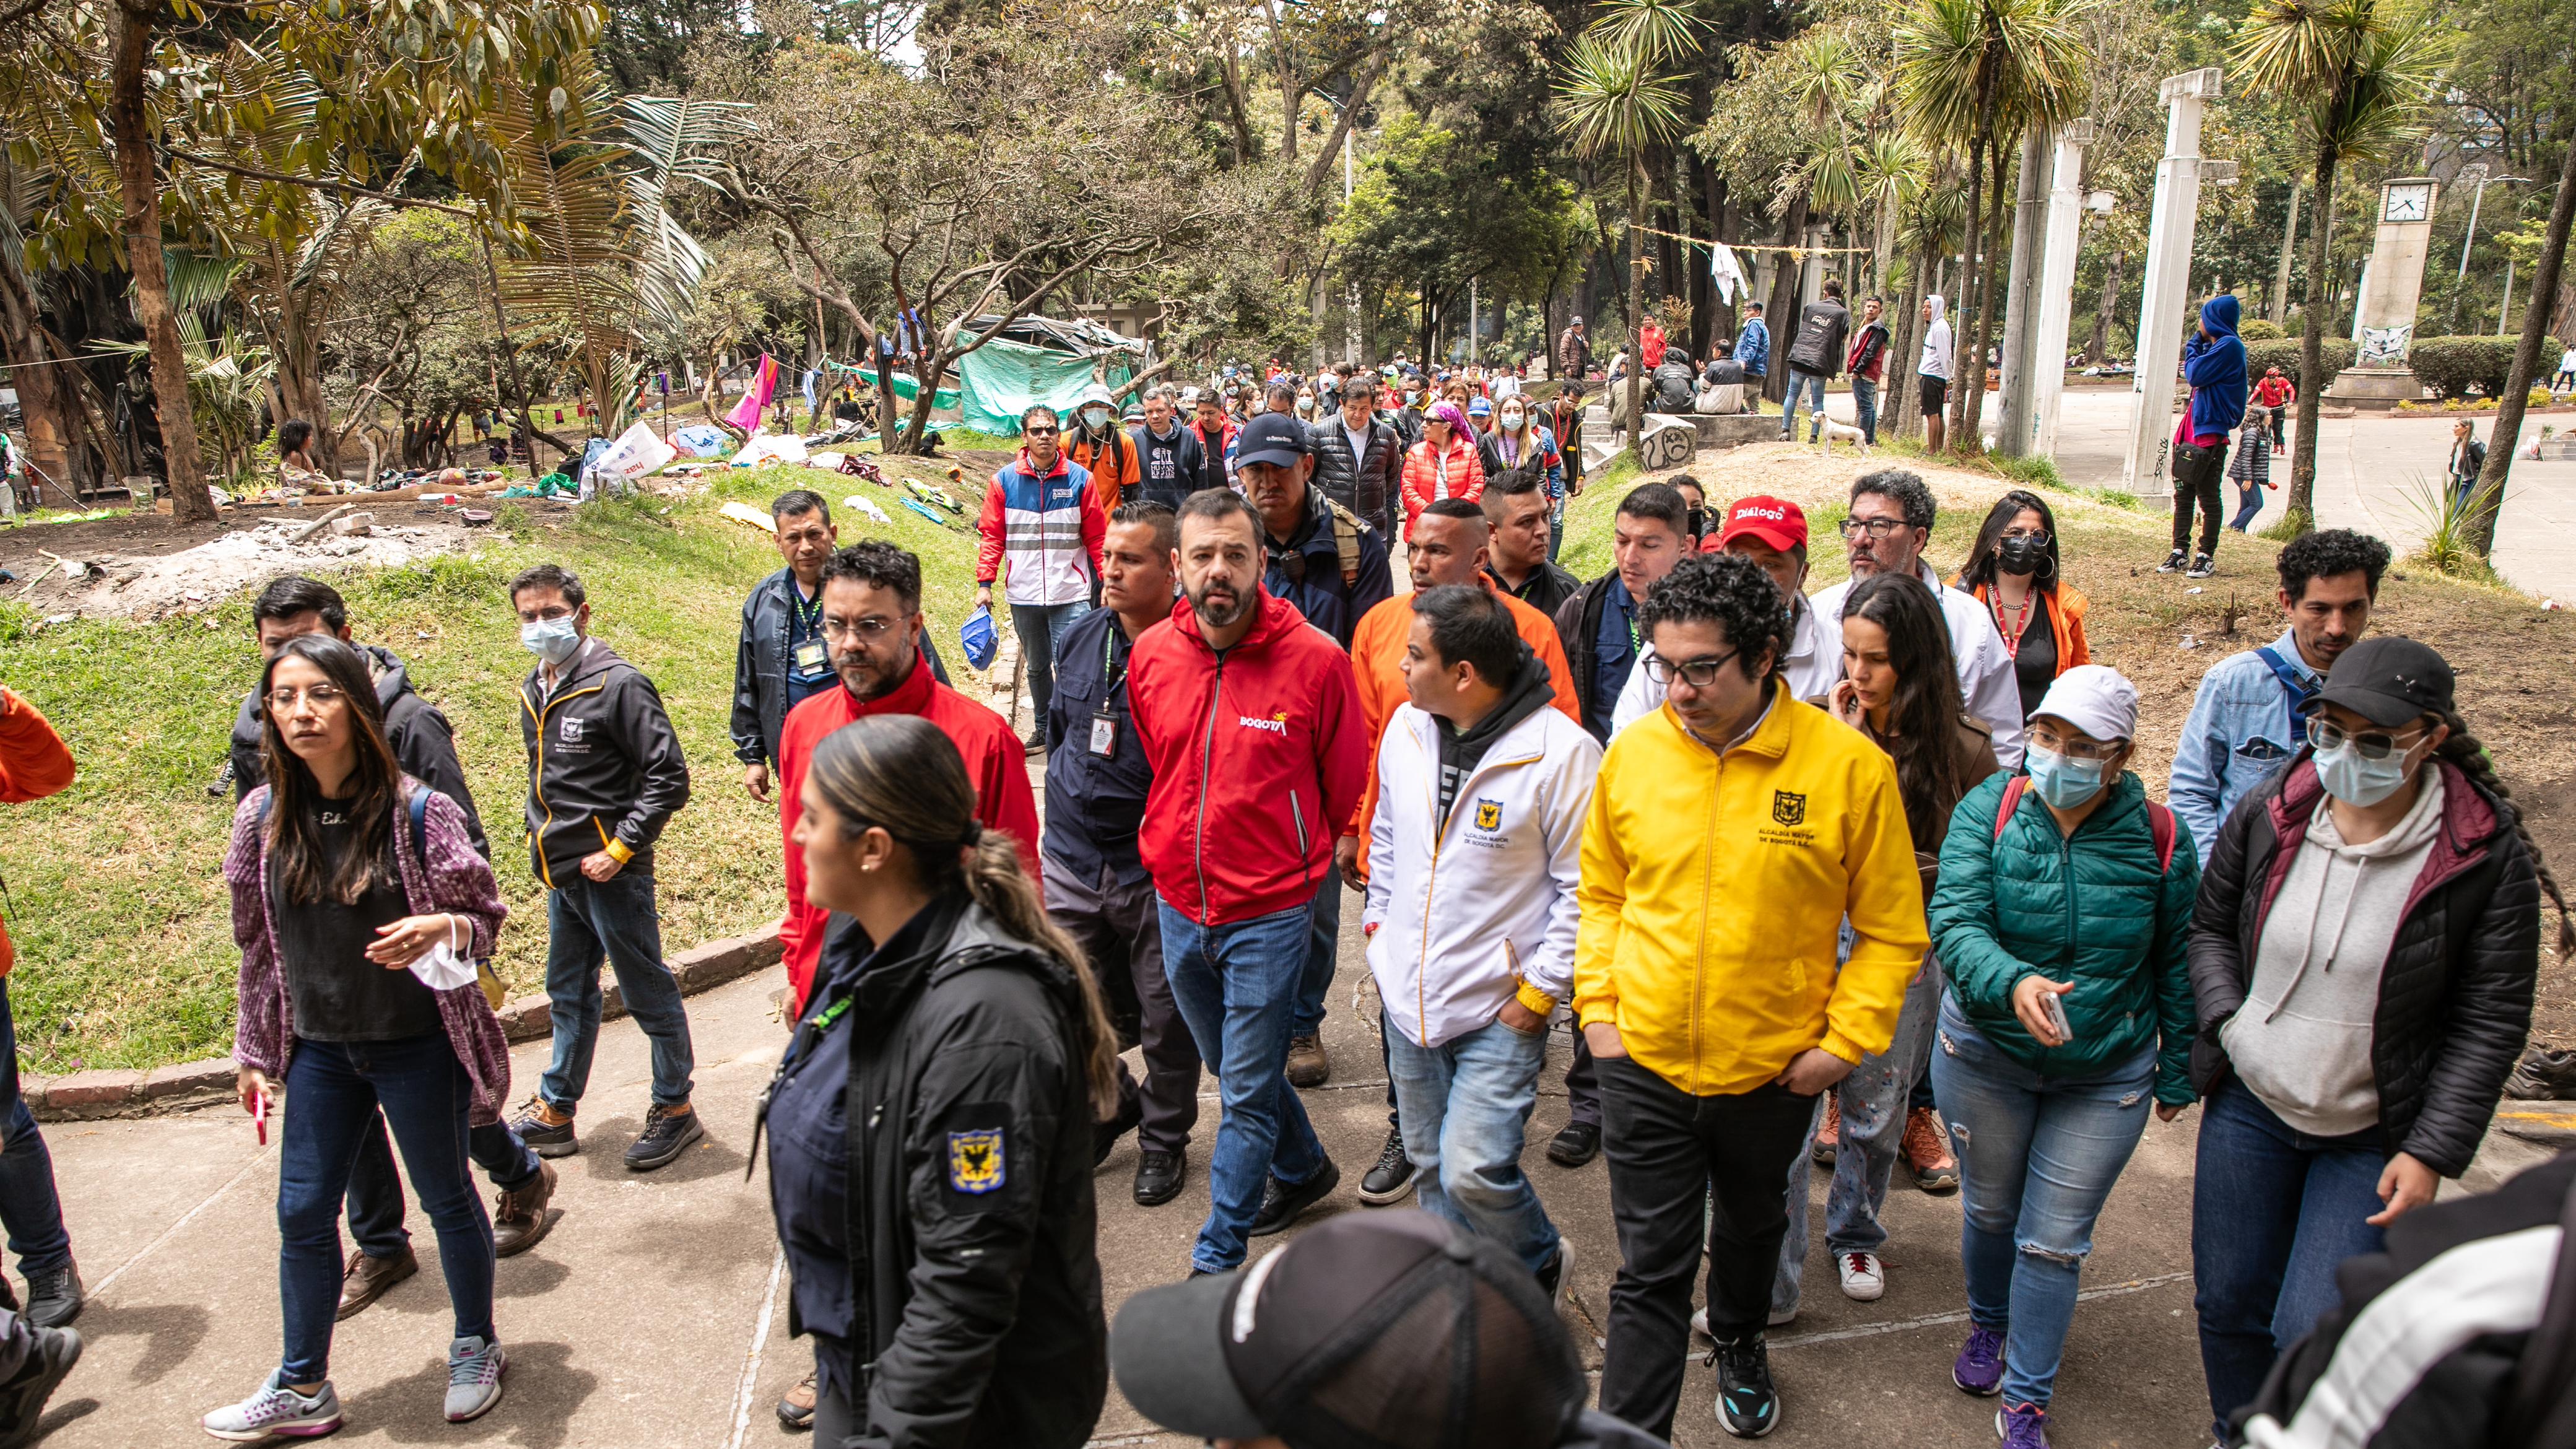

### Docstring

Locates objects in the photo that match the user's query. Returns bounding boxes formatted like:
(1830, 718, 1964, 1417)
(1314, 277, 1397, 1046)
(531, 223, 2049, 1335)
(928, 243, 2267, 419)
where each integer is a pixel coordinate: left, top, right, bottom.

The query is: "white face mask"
(521, 616, 580, 664)
(1499, 408, 1525, 429)
(1082, 406, 1111, 431)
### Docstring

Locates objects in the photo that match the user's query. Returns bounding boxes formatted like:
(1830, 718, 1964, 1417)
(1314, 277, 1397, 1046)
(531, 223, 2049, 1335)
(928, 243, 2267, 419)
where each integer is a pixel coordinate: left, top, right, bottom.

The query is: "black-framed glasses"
(1838, 517, 1911, 540)
(2311, 718, 2428, 760)
(1643, 650, 1740, 688)
(1023, 424, 1060, 437)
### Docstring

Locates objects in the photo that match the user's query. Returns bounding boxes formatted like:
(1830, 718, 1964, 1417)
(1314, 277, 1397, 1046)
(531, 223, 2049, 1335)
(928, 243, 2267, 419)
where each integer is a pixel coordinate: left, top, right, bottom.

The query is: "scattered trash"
(2545, 599, 2563, 611)
(903, 498, 953, 529)
(843, 494, 891, 524)
(2178, 634, 2201, 650)
(2185, 586, 2203, 595)
(461, 510, 495, 526)
(720, 501, 780, 535)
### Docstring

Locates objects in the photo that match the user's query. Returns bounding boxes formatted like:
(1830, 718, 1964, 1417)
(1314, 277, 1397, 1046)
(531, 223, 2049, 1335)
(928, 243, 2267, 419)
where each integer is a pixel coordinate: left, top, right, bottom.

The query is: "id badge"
(793, 639, 829, 672)
(1089, 711, 1119, 758)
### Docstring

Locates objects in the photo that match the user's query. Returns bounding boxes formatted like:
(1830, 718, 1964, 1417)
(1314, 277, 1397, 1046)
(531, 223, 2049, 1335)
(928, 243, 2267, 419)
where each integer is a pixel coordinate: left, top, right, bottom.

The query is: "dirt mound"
(9, 511, 474, 620)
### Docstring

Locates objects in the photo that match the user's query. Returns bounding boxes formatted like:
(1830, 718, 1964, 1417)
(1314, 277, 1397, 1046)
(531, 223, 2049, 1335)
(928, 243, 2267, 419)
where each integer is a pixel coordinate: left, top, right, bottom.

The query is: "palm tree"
(1555, 0, 1700, 441)
(2232, 0, 2449, 531)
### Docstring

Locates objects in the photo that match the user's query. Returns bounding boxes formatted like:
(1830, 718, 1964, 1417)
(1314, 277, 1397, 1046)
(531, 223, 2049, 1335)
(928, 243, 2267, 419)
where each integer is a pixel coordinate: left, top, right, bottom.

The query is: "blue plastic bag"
(960, 605, 999, 672)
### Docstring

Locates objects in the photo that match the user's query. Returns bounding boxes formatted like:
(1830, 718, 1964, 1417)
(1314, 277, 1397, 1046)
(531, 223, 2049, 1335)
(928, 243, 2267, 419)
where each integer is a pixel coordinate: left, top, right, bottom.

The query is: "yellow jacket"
(1575, 681, 1928, 1095)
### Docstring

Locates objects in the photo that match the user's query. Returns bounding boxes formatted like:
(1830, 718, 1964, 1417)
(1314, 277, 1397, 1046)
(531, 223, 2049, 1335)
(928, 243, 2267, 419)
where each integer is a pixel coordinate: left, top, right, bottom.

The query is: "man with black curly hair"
(1577, 552, 1927, 1442)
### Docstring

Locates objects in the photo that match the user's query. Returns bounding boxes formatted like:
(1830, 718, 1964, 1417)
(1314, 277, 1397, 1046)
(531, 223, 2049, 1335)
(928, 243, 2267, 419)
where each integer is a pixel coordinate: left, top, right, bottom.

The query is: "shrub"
(2239, 318, 2285, 341)
(2406, 335, 2568, 401)
(2245, 337, 2354, 391)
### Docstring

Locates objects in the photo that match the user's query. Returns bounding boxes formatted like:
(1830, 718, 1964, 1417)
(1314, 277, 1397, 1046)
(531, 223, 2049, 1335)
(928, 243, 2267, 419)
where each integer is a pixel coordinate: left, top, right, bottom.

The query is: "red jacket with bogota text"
(1128, 590, 1367, 927)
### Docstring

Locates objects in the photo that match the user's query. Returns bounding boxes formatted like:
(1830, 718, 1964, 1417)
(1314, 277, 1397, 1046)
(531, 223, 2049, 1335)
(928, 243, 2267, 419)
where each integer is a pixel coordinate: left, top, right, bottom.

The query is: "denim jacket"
(2167, 626, 2318, 857)
(1733, 318, 1771, 378)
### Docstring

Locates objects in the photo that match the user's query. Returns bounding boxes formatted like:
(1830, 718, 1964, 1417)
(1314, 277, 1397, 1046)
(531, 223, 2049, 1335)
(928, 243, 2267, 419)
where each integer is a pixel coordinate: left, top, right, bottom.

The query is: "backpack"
(1322, 496, 1368, 586)
(258, 787, 508, 1008)
(1991, 774, 2178, 874)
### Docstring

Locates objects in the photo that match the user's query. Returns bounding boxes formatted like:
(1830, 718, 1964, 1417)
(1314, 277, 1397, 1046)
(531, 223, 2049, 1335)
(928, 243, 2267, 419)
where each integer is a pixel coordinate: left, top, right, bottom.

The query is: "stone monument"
(2123, 67, 2226, 503)
(2321, 177, 2440, 408)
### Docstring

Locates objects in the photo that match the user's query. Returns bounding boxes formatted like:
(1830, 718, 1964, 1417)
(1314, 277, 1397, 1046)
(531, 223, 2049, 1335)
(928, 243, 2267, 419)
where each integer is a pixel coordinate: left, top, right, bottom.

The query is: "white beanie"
(2030, 664, 2139, 743)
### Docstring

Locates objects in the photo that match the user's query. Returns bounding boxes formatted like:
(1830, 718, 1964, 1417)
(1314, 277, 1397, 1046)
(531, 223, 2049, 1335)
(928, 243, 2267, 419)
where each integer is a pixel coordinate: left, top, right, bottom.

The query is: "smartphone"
(253, 1087, 269, 1146)
(2039, 991, 2073, 1046)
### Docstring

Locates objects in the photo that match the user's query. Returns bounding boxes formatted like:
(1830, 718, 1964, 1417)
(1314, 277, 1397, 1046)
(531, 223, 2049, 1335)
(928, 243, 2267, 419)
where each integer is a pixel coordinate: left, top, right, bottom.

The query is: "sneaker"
(1545, 1121, 1601, 1168)
(1286, 1033, 1330, 1088)
(203, 1372, 342, 1442)
(444, 1335, 507, 1424)
(0, 1325, 78, 1449)
(336, 1246, 417, 1320)
(492, 1160, 558, 1258)
(1954, 1325, 2006, 1396)
(1534, 1241, 1575, 1315)
(2187, 552, 2216, 579)
(22, 1263, 80, 1329)
(1711, 1336, 1780, 1438)
(1022, 729, 1047, 755)
(1693, 1304, 1795, 1336)
(1998, 1402, 2052, 1447)
(1357, 1126, 1416, 1206)
(510, 1096, 578, 1159)
(1133, 1148, 1186, 1208)
(1904, 1107, 1959, 1193)
(778, 1370, 817, 1431)
(1249, 1157, 1340, 1237)
(1811, 1097, 1841, 1165)
(2507, 1046, 2576, 1100)
(625, 1103, 705, 1172)
(1836, 1251, 1886, 1302)
(2156, 548, 2187, 573)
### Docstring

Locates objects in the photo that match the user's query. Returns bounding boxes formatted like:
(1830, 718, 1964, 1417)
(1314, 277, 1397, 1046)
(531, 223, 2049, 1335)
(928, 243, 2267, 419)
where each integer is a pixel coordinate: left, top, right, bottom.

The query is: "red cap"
(1717, 495, 1808, 554)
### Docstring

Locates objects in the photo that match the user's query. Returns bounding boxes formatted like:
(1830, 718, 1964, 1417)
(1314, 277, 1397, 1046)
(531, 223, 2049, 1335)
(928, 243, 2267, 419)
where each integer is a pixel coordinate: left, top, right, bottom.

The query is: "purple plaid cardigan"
(227, 781, 514, 1125)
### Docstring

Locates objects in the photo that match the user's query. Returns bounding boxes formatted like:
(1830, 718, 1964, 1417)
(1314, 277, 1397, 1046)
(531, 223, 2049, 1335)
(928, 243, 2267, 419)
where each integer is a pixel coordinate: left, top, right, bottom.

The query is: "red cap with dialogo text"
(1717, 495, 1808, 554)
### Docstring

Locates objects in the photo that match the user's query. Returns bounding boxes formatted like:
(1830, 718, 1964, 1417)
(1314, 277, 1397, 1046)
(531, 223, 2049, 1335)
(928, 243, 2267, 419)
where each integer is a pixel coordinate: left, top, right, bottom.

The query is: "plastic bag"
(960, 604, 999, 672)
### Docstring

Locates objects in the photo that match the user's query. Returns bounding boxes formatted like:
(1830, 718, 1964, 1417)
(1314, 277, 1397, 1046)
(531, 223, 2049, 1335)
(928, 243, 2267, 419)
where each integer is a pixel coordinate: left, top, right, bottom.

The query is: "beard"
(1188, 580, 1250, 628)
(835, 641, 914, 701)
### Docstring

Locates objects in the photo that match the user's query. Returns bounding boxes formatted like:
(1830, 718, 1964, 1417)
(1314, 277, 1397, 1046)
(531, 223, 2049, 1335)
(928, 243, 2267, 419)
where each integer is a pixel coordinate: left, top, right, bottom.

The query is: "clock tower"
(2323, 176, 2442, 407)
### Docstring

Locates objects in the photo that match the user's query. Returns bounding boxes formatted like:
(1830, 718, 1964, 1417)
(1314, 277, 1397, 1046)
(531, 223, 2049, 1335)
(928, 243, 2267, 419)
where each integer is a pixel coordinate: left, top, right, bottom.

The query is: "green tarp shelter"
(949, 315, 1145, 437)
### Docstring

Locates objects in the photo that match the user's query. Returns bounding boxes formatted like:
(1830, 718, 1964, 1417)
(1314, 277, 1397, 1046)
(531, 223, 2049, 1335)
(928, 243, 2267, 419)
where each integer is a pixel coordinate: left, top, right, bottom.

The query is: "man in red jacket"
(777, 542, 1040, 1009)
(1129, 489, 1367, 1274)
(0, 687, 84, 1338)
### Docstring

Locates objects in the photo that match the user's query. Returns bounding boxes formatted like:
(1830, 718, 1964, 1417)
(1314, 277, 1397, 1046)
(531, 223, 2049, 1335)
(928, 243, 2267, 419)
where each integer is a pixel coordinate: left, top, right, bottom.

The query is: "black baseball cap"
(1235, 412, 1311, 469)
(2306, 635, 2453, 727)
(1111, 1211, 1586, 1449)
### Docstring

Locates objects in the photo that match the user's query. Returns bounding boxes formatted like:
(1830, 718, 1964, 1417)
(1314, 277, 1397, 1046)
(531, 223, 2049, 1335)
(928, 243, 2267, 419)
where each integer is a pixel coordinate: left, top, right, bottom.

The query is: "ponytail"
(2434, 711, 2574, 957)
(952, 829, 1124, 1119)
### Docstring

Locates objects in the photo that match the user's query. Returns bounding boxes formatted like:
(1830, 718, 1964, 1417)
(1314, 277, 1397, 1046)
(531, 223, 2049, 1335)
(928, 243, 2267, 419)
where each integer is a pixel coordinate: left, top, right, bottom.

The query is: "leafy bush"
(2239, 318, 2284, 341)
(2245, 337, 2354, 390)
(2408, 335, 2568, 401)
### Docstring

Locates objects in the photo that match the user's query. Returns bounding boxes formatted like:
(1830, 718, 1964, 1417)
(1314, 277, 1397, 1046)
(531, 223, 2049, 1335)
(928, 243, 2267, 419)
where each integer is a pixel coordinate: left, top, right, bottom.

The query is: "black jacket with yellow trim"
(518, 638, 691, 887)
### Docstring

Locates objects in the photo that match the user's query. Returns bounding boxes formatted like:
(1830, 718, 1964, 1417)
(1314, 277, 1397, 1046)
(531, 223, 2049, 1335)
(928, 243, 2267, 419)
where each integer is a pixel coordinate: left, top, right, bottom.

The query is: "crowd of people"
(0, 329, 2563, 1449)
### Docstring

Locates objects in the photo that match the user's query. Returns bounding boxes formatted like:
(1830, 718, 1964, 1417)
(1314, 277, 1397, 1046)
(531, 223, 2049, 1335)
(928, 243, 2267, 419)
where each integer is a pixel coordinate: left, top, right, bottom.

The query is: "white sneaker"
(1837, 1251, 1886, 1302)
(1692, 1303, 1793, 1338)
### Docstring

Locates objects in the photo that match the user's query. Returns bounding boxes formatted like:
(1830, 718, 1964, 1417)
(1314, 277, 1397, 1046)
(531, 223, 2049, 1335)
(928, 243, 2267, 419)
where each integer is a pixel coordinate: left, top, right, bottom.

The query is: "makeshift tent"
(948, 315, 1146, 437)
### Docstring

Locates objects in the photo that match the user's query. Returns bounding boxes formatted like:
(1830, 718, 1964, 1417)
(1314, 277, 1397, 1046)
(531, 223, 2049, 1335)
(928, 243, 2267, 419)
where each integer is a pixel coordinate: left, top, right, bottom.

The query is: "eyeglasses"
(1643, 650, 1740, 688)
(821, 616, 902, 640)
(1838, 517, 1911, 540)
(2310, 718, 2429, 760)
(265, 683, 348, 712)
(2027, 731, 2120, 761)
(2001, 528, 2052, 545)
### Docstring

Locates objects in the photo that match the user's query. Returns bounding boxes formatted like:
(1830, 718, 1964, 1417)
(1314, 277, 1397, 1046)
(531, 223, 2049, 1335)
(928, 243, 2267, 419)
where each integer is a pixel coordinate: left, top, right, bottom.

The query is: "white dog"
(1816, 417, 1871, 450)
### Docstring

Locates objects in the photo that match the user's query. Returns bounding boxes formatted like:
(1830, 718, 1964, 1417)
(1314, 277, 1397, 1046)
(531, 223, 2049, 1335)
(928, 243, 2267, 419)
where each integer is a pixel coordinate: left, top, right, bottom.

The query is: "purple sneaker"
(1997, 1402, 2052, 1447)
(1953, 1326, 2004, 1396)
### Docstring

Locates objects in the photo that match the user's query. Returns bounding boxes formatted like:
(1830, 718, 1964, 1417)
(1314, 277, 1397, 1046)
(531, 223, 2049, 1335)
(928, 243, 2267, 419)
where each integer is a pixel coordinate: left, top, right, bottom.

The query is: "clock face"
(2384, 184, 2430, 223)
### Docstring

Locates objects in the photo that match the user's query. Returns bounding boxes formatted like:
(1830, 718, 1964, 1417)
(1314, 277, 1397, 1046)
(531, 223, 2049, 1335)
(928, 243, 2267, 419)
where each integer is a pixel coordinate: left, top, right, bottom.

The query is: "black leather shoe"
(1134, 1149, 1186, 1206)
(22, 1266, 79, 1329)
(1546, 1121, 1601, 1168)
(1249, 1157, 1339, 1237)
(1356, 1126, 1415, 1205)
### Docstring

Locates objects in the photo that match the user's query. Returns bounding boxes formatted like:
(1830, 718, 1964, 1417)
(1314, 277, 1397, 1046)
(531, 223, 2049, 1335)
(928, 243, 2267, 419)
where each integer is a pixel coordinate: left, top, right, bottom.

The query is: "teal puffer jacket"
(1930, 771, 2201, 1105)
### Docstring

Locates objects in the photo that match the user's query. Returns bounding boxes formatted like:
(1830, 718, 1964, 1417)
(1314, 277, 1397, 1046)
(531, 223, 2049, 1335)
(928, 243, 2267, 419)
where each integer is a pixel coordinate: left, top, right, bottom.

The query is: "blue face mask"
(2024, 744, 2106, 809)
(2313, 738, 2412, 807)
(521, 616, 581, 664)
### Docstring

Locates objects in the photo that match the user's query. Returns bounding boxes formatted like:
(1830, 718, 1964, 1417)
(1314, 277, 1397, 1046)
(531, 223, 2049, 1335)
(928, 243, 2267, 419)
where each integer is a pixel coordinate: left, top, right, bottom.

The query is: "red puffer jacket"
(0, 689, 74, 977)
(1127, 590, 1366, 926)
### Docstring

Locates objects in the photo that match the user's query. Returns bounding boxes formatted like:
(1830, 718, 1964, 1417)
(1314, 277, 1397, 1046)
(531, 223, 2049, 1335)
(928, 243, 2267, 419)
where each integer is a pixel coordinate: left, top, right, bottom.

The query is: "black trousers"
(1045, 852, 1200, 1155)
(2170, 438, 2229, 555)
(1564, 1033, 1601, 1128)
(1596, 1060, 1818, 1440)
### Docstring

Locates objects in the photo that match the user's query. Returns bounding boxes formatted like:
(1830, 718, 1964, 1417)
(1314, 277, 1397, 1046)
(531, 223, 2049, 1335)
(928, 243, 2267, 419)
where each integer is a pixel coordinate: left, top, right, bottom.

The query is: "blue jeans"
(278, 1035, 494, 1383)
(2192, 1079, 2387, 1440)
(2228, 484, 2266, 532)
(1010, 599, 1094, 744)
(1774, 952, 1939, 1315)
(1385, 1012, 1560, 1273)
(1779, 370, 1829, 440)
(539, 872, 695, 1111)
(1160, 901, 1328, 1273)
(0, 982, 69, 1278)
(1930, 997, 2154, 1409)
(1851, 375, 1879, 444)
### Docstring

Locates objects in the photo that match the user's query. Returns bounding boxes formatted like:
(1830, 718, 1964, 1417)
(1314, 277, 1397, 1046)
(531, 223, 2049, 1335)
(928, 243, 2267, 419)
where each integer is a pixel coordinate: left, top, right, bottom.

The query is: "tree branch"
(160, 148, 478, 217)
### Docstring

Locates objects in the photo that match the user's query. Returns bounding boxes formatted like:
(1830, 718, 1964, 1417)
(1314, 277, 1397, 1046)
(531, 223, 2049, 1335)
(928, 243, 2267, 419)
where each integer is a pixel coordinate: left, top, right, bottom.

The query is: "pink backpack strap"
(1991, 775, 2029, 843)
(2146, 800, 2178, 874)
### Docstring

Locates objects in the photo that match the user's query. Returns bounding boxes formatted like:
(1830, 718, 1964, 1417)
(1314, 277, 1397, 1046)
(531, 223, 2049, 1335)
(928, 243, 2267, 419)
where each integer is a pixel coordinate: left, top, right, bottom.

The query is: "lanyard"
(1102, 627, 1129, 698)
(790, 583, 824, 638)
(748, 987, 856, 1181)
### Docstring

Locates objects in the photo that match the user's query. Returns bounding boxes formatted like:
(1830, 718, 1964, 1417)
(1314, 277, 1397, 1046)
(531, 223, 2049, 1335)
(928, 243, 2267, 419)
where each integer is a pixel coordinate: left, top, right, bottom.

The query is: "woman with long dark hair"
(763, 714, 1116, 1447)
(2189, 637, 2567, 1443)
(212, 635, 514, 1439)
(1773, 571, 1999, 1312)
(1956, 490, 2091, 723)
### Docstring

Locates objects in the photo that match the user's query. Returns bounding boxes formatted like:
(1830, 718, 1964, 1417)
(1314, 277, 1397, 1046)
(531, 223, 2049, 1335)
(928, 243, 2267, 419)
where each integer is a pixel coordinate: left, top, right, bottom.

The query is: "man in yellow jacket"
(1576, 553, 1926, 1442)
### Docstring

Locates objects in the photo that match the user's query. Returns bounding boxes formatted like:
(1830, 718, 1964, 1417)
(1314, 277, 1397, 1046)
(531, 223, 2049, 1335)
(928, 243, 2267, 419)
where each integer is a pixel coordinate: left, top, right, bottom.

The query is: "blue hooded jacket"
(2182, 294, 2248, 442)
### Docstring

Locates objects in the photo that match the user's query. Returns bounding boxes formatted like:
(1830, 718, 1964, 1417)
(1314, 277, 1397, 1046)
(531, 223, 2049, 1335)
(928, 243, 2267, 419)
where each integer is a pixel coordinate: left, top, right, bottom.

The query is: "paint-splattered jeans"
(1928, 992, 2155, 1408)
(1772, 948, 1941, 1318)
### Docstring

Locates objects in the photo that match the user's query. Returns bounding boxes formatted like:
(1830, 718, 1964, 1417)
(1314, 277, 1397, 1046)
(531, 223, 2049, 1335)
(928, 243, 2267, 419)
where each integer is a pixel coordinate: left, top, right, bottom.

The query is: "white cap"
(2030, 664, 2139, 743)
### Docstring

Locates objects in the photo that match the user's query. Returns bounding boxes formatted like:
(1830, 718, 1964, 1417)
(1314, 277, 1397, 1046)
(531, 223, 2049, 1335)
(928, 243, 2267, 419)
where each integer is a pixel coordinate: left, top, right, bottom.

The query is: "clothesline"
(1627, 223, 1873, 260)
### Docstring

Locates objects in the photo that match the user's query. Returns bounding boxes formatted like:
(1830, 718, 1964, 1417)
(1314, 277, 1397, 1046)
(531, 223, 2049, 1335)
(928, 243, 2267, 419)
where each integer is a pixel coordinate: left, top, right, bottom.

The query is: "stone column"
(2030, 120, 2097, 459)
(1995, 127, 2054, 458)
(2123, 67, 2224, 503)
(2322, 178, 2442, 407)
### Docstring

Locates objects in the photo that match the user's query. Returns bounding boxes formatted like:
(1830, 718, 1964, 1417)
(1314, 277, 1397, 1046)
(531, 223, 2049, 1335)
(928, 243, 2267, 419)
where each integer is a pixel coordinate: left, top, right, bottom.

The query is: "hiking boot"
(1285, 1034, 1329, 1088)
(625, 1103, 705, 1172)
(1904, 1107, 1959, 1193)
(510, 1096, 578, 1159)
(1998, 1403, 2053, 1447)
(1535, 1240, 1575, 1315)
(1357, 1126, 1416, 1206)
(778, 1370, 817, 1430)
(1837, 1251, 1886, 1302)
(2156, 549, 2187, 573)
(492, 1161, 558, 1258)
(1954, 1325, 2006, 1396)
(1022, 729, 1047, 755)
(1134, 1149, 1186, 1207)
(1711, 1336, 1780, 1438)
(2187, 552, 2216, 579)
(444, 1335, 507, 1423)
(0, 1324, 74, 1449)
(204, 1373, 341, 1442)
(1249, 1157, 1340, 1237)
(22, 1264, 80, 1329)
(1811, 1097, 1841, 1165)
(337, 1247, 417, 1320)
(1546, 1121, 1601, 1168)
(2507, 1046, 2576, 1100)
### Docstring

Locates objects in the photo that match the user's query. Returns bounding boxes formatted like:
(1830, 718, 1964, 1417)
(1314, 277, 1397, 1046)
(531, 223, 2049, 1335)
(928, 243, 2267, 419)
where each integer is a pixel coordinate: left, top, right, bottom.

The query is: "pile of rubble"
(30, 508, 475, 620)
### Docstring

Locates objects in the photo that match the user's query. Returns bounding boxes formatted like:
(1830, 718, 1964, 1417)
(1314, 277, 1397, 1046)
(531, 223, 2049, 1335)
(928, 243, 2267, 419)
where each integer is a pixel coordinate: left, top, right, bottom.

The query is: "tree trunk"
(2087, 248, 2123, 363)
(1764, 193, 1810, 404)
(478, 239, 568, 474)
(1947, 65, 1999, 451)
(2269, 178, 2302, 323)
(2466, 128, 2576, 558)
(2284, 139, 2339, 534)
(111, 3, 214, 520)
(1959, 137, 2014, 450)
(1688, 122, 1718, 361)
(1624, 155, 1646, 438)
